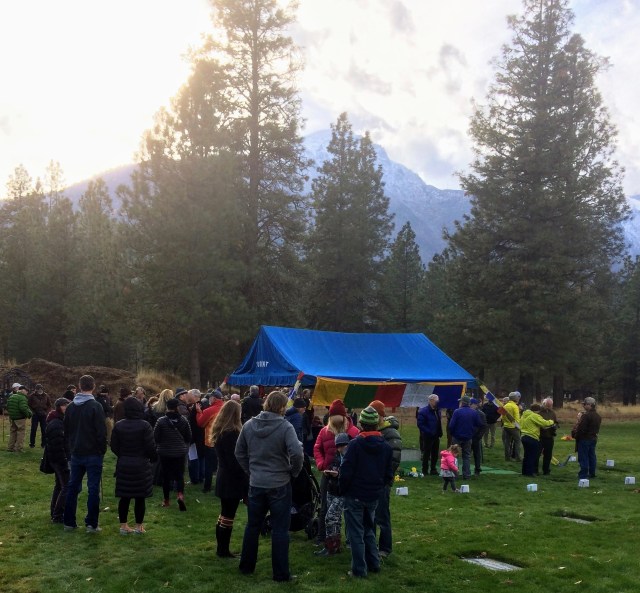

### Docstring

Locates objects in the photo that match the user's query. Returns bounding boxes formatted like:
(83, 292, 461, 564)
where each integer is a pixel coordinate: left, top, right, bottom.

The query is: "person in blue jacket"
(448, 395, 481, 480)
(417, 394, 443, 475)
(339, 406, 393, 578)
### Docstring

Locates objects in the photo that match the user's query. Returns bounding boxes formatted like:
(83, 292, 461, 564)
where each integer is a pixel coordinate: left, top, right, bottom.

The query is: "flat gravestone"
(562, 516, 592, 525)
(401, 448, 421, 461)
(462, 558, 521, 571)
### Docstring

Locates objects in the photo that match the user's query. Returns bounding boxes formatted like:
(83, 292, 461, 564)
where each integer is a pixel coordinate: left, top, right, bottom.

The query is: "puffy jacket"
(339, 432, 394, 501)
(154, 412, 191, 458)
(313, 418, 359, 471)
(64, 395, 107, 457)
(111, 399, 157, 498)
(417, 404, 443, 437)
(380, 416, 402, 474)
(235, 411, 303, 488)
(449, 406, 481, 441)
(520, 409, 555, 441)
(440, 449, 458, 473)
(7, 392, 32, 420)
(45, 410, 69, 465)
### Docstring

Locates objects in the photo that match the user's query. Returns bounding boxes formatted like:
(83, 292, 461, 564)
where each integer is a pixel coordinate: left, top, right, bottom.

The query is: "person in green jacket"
(520, 403, 555, 477)
(7, 383, 33, 452)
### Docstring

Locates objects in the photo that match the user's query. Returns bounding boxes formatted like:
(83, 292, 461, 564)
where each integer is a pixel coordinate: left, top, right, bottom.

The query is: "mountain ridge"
(63, 131, 640, 262)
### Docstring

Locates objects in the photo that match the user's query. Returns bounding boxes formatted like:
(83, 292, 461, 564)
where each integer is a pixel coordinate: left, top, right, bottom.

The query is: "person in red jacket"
(313, 399, 359, 544)
(196, 389, 225, 493)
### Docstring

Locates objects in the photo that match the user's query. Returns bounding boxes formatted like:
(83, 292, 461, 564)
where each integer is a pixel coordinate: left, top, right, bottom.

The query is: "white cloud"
(1, 0, 639, 196)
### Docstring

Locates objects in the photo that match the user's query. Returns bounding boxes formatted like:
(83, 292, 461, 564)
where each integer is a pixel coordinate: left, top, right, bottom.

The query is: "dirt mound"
(16, 358, 136, 398)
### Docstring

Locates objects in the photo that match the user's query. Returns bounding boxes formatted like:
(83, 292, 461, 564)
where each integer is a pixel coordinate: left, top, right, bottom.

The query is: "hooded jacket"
(111, 398, 157, 498)
(520, 409, 555, 441)
(63, 394, 107, 457)
(440, 449, 459, 473)
(45, 409, 69, 465)
(338, 432, 394, 502)
(234, 410, 303, 489)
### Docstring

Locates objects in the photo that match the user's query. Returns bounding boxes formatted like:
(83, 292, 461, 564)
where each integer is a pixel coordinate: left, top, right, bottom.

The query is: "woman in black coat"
(45, 398, 71, 523)
(211, 400, 248, 557)
(111, 397, 157, 534)
(153, 398, 191, 511)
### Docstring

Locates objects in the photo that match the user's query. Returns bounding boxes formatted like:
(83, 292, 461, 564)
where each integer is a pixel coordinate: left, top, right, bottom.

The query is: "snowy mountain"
(64, 131, 640, 262)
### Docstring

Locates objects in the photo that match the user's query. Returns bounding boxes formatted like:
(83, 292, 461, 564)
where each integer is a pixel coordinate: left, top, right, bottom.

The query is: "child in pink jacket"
(440, 444, 461, 492)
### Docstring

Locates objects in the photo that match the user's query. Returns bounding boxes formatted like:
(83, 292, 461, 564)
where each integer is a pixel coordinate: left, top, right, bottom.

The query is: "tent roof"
(228, 326, 474, 386)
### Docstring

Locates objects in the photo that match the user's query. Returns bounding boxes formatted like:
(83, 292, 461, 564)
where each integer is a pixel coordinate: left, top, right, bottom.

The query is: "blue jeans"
(239, 483, 292, 581)
(577, 439, 597, 479)
(188, 454, 205, 484)
(374, 485, 392, 554)
(344, 496, 379, 577)
(453, 438, 472, 478)
(63, 454, 104, 528)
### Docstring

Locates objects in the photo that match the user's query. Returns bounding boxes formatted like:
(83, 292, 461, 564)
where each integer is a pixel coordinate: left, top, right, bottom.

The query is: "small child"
(440, 444, 461, 492)
(316, 432, 350, 556)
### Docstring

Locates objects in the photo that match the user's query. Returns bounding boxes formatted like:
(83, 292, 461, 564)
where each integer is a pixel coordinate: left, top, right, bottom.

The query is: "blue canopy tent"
(228, 326, 475, 397)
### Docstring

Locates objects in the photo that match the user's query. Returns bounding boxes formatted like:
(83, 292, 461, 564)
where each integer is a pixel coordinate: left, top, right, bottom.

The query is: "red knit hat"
(328, 399, 347, 417)
(369, 400, 386, 418)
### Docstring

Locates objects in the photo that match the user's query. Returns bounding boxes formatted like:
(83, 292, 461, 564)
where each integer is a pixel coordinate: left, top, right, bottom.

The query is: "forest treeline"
(2, 0, 639, 404)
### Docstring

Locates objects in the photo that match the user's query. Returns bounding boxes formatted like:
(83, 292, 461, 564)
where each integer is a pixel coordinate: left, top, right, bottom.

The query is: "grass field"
(1, 415, 639, 593)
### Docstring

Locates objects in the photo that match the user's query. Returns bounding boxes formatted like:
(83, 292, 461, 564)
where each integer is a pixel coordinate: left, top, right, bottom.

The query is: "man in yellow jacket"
(520, 403, 555, 476)
(502, 392, 522, 462)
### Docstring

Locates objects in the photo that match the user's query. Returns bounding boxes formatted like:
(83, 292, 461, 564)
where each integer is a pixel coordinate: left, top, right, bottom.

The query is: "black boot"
(216, 523, 238, 558)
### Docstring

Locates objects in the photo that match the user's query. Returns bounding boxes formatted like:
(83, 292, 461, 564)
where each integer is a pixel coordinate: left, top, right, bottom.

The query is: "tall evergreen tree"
(379, 221, 425, 331)
(197, 0, 309, 320)
(121, 63, 251, 385)
(441, 0, 627, 401)
(306, 113, 393, 331)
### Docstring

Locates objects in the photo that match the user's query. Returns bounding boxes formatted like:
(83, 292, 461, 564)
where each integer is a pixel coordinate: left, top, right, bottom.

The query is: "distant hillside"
(64, 134, 640, 262)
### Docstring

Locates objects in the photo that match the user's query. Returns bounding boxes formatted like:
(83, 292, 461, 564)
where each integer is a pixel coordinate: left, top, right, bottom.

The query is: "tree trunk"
(621, 361, 637, 406)
(190, 335, 201, 389)
(518, 372, 535, 406)
(552, 374, 564, 409)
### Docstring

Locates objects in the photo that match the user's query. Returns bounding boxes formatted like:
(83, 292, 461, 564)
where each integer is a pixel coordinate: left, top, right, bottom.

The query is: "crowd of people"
(4, 377, 602, 580)
(416, 390, 602, 492)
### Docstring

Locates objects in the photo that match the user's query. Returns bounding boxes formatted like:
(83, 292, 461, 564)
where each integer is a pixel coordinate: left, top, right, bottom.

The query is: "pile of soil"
(12, 358, 137, 398)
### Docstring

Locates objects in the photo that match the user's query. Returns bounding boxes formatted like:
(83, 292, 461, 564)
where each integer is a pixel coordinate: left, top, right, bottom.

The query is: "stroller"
(262, 454, 322, 539)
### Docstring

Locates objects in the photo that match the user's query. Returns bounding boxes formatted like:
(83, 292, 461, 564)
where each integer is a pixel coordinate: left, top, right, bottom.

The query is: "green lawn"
(1, 417, 639, 593)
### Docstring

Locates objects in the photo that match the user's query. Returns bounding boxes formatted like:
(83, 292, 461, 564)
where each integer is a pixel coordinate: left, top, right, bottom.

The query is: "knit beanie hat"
(328, 399, 347, 417)
(369, 400, 386, 418)
(54, 398, 70, 410)
(334, 433, 350, 447)
(359, 406, 379, 427)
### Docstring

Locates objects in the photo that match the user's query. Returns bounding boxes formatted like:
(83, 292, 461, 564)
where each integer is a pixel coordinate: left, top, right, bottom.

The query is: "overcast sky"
(1, 0, 638, 197)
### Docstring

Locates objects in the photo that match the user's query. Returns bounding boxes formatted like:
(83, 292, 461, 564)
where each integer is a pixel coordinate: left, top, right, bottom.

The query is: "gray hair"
(189, 389, 201, 398)
(249, 385, 259, 396)
(428, 394, 439, 402)
(541, 397, 553, 408)
(584, 397, 596, 407)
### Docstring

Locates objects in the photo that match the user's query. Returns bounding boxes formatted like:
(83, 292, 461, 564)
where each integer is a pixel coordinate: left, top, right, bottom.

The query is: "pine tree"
(306, 113, 393, 331)
(440, 0, 628, 400)
(121, 62, 251, 384)
(198, 0, 309, 318)
(379, 221, 425, 331)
